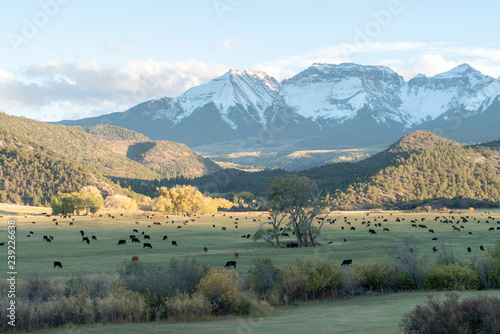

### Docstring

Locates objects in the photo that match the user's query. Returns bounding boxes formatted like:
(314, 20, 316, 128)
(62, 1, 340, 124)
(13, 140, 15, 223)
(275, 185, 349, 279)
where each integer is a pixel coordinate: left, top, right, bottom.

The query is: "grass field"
(2, 207, 500, 333)
(21, 290, 500, 334)
(1, 209, 500, 280)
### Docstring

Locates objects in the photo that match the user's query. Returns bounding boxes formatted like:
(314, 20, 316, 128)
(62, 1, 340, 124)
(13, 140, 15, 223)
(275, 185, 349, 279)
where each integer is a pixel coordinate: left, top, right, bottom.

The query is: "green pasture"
(23, 290, 500, 334)
(1, 210, 499, 280)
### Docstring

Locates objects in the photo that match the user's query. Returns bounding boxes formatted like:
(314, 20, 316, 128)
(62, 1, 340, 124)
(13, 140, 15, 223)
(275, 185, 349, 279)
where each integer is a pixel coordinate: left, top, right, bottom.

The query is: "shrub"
(165, 293, 212, 322)
(65, 274, 114, 298)
(400, 292, 500, 334)
(235, 293, 272, 317)
(353, 261, 393, 290)
(247, 258, 279, 294)
(197, 267, 242, 315)
(19, 274, 60, 304)
(96, 288, 146, 323)
(277, 257, 345, 302)
(423, 264, 479, 290)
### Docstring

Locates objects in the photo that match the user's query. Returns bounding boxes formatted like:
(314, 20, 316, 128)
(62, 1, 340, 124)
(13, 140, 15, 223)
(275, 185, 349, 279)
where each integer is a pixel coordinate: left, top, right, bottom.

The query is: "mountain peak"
(434, 63, 490, 82)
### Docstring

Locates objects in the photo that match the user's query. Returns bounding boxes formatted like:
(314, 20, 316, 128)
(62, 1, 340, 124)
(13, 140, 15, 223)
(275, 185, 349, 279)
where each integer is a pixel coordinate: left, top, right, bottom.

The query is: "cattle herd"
(2, 210, 500, 272)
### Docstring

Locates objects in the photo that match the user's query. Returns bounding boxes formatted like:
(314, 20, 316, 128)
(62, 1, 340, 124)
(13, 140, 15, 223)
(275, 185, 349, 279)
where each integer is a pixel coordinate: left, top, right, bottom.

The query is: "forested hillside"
(0, 128, 141, 206)
(162, 131, 500, 209)
(0, 113, 220, 180)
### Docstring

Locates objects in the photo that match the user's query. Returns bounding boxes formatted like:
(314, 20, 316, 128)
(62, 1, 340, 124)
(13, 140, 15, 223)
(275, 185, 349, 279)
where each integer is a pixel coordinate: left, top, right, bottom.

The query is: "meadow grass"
(1, 209, 499, 280)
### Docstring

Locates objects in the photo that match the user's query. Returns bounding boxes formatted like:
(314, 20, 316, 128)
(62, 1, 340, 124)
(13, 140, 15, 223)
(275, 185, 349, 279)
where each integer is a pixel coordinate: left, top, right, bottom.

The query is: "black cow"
(129, 235, 136, 239)
(489, 227, 494, 231)
(281, 232, 289, 237)
(350, 227, 355, 231)
(225, 261, 237, 268)
(133, 229, 139, 233)
(131, 237, 141, 243)
(144, 235, 150, 240)
(341, 259, 353, 266)
(432, 237, 439, 240)
(177, 226, 182, 229)
(368, 229, 377, 235)
(163, 235, 168, 240)
(43, 235, 48, 240)
(246, 234, 251, 238)
(480, 245, 485, 251)
(143, 243, 152, 249)
(432, 246, 437, 252)
(80, 230, 84, 236)
(287, 242, 299, 248)
(54, 261, 62, 268)
(467, 247, 471, 253)
(82, 237, 90, 244)
(46, 238, 51, 243)
(172, 241, 178, 246)
(92, 235, 97, 240)
(0, 242, 4, 246)
(118, 239, 126, 245)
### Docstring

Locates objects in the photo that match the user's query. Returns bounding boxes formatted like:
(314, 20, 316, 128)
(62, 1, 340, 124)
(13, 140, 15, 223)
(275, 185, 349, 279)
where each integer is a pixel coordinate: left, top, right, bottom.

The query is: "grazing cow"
(412, 224, 417, 228)
(172, 241, 177, 246)
(163, 235, 168, 240)
(453, 227, 461, 232)
(144, 235, 150, 240)
(350, 227, 355, 231)
(432, 247, 438, 252)
(432, 237, 439, 240)
(131, 237, 141, 243)
(489, 227, 495, 231)
(235, 252, 239, 259)
(54, 261, 62, 268)
(341, 259, 353, 266)
(0, 242, 4, 246)
(142, 231, 145, 235)
(133, 229, 139, 233)
(203, 247, 208, 253)
(428, 229, 435, 233)
(82, 237, 89, 243)
(225, 261, 237, 268)
(343, 238, 347, 242)
(46, 238, 51, 243)
(191, 219, 195, 222)
(183, 222, 187, 225)
(480, 245, 485, 251)
(246, 234, 251, 238)
(177, 226, 182, 229)
(383, 228, 390, 232)
(29, 231, 34, 234)
(80, 230, 85, 236)
(222, 227, 226, 231)
(135, 222, 139, 225)
(281, 232, 289, 237)
(368, 229, 377, 235)
(235, 226, 238, 228)
(129, 235, 136, 239)
(118, 239, 126, 245)
(213, 224, 216, 228)
(241, 235, 247, 238)
(143, 243, 152, 249)
(92, 235, 97, 240)
(43, 235, 48, 240)
(287, 242, 299, 248)
(69, 222, 73, 226)
(132, 256, 139, 262)
(468, 232, 473, 235)
(49, 236, 54, 241)
(467, 247, 472, 253)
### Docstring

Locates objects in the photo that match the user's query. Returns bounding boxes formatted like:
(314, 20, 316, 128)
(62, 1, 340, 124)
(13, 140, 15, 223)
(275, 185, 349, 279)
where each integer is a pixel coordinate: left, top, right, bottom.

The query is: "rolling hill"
(0, 113, 220, 181)
(162, 131, 500, 209)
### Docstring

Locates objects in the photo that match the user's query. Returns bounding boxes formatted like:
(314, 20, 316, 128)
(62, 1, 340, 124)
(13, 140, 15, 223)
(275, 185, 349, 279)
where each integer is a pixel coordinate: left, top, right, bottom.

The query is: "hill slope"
(0, 113, 220, 180)
(0, 127, 141, 206)
(163, 131, 500, 209)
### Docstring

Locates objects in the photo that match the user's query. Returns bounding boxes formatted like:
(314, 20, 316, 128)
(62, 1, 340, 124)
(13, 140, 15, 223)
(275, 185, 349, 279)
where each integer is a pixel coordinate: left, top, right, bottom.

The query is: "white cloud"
(389, 54, 458, 79)
(0, 60, 229, 121)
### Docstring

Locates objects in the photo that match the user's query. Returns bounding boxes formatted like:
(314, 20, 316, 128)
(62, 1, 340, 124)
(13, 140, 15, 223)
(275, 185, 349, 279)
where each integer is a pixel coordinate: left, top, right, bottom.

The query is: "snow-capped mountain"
(58, 63, 500, 148)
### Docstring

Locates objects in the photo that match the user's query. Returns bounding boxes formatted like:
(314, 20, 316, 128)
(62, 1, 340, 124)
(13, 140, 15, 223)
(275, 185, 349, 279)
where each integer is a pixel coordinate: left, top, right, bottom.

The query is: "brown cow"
(428, 229, 435, 233)
(203, 247, 208, 253)
(147, 225, 151, 228)
(235, 252, 239, 259)
(191, 219, 195, 222)
(383, 228, 390, 232)
(135, 222, 139, 225)
(132, 256, 139, 262)
(49, 236, 54, 241)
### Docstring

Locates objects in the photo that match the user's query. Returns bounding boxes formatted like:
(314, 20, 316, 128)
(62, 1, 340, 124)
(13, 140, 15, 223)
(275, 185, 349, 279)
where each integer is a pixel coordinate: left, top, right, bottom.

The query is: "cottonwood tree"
(266, 175, 332, 247)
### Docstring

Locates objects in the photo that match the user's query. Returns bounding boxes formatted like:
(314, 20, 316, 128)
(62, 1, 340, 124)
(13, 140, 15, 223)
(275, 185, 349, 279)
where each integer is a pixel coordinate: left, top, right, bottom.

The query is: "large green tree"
(264, 175, 332, 247)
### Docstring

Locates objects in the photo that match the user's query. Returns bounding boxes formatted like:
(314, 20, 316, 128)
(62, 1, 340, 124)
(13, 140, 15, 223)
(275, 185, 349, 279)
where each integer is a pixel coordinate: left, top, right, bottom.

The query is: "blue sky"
(1, 0, 500, 121)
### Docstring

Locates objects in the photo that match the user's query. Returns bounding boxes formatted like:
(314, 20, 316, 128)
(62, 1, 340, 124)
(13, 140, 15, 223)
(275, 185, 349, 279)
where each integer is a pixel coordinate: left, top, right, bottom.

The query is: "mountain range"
(58, 63, 500, 162)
